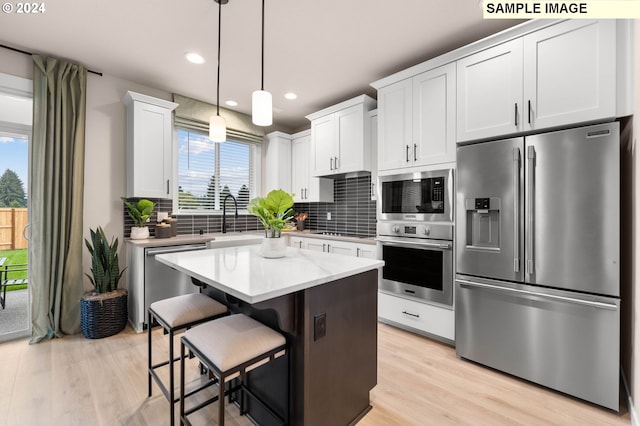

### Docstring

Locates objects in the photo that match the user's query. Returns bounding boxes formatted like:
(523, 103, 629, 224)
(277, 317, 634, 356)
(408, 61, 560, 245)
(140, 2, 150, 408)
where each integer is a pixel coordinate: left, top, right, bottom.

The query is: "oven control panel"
(378, 221, 453, 241)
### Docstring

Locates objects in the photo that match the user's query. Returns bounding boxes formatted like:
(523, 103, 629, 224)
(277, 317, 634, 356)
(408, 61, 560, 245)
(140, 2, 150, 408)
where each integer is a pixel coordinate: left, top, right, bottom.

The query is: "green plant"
(121, 198, 155, 227)
(247, 189, 294, 237)
(84, 227, 125, 294)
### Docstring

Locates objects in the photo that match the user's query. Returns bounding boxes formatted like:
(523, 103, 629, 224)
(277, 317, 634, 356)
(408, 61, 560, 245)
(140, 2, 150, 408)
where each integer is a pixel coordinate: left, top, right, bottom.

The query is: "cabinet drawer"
(378, 291, 454, 342)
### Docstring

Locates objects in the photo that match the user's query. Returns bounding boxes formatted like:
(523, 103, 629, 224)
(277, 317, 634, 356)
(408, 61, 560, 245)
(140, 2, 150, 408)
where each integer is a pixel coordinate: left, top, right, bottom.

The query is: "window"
(176, 128, 259, 212)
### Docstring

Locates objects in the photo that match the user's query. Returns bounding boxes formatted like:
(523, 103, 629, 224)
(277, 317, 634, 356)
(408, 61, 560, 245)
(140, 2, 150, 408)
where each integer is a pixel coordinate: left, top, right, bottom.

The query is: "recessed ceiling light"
(225, 100, 238, 107)
(284, 92, 297, 100)
(185, 52, 206, 64)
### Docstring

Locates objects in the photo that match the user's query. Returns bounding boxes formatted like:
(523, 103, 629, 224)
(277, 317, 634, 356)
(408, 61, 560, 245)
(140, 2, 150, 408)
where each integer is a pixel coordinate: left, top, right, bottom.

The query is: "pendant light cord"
(216, 0, 222, 116)
(260, 0, 265, 90)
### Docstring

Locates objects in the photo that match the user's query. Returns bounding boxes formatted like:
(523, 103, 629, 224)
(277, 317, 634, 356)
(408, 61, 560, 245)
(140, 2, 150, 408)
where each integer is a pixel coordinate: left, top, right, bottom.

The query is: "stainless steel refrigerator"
(455, 122, 620, 411)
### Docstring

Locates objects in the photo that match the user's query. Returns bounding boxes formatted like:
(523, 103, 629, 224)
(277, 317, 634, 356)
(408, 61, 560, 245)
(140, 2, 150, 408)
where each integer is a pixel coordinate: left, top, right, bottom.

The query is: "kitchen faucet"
(222, 194, 238, 234)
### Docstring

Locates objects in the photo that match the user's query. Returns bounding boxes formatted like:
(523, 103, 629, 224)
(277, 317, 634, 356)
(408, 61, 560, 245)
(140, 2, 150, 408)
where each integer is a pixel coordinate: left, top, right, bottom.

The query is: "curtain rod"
(0, 43, 103, 76)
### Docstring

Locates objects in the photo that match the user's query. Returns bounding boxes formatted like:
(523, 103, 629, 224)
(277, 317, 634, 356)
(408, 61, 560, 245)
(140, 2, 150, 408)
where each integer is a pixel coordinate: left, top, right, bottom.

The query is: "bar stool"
(148, 293, 228, 426)
(179, 313, 288, 426)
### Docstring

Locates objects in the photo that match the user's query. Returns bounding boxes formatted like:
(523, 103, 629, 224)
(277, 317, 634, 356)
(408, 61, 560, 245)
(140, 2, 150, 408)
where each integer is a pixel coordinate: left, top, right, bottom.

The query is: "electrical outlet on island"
(327, 212, 331, 220)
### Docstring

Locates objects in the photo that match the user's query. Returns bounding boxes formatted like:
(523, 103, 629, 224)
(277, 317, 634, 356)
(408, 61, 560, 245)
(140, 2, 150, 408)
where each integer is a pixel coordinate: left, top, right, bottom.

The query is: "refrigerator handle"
(527, 145, 536, 275)
(513, 147, 520, 273)
(457, 279, 618, 310)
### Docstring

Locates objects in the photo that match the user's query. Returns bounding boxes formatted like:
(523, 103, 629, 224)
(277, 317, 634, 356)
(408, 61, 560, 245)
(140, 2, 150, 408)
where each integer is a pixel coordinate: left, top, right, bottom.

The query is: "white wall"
(0, 48, 170, 292)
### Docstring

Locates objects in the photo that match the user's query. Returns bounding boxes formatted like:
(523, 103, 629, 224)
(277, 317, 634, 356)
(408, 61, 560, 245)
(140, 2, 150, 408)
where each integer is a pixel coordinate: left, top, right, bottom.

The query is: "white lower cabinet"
(288, 236, 306, 249)
(378, 291, 455, 344)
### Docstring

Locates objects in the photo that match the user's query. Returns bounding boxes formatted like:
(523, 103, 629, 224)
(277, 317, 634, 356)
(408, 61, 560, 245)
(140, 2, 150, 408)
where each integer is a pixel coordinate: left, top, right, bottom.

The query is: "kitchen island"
(157, 244, 384, 426)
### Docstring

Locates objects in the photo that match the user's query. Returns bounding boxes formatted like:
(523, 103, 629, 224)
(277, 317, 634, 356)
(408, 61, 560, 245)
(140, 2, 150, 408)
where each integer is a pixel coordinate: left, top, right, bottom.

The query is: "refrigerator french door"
(455, 122, 620, 411)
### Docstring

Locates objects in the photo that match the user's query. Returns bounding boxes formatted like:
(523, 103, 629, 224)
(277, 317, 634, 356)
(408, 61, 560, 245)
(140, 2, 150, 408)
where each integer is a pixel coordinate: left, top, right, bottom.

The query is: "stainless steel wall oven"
(377, 169, 454, 307)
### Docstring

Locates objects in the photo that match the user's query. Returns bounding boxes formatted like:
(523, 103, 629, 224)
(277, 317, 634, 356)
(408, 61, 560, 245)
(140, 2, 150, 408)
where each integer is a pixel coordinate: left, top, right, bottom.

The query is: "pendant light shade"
(209, 114, 227, 142)
(211, 0, 227, 142)
(252, 89, 272, 126)
(252, 0, 272, 126)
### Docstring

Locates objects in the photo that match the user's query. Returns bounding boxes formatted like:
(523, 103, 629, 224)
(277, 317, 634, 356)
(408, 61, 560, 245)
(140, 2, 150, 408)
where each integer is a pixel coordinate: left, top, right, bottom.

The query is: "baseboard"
(622, 368, 639, 426)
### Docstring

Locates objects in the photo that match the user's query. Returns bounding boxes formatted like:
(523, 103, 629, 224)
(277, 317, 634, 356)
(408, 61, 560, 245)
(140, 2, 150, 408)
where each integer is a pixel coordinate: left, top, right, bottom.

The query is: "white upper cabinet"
(123, 91, 178, 199)
(456, 39, 523, 142)
(263, 132, 292, 196)
(523, 19, 616, 130)
(377, 78, 412, 171)
(413, 63, 456, 167)
(457, 19, 617, 142)
(291, 131, 333, 203)
(306, 95, 377, 177)
(378, 63, 456, 172)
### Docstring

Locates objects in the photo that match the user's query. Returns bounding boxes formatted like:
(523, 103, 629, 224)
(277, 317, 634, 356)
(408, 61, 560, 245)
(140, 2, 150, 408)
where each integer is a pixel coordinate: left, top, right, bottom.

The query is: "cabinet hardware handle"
(402, 310, 420, 318)
(322, 243, 326, 252)
(356, 247, 360, 257)
(334, 156, 338, 170)
(514, 103, 518, 126)
(413, 144, 417, 161)
(528, 100, 532, 124)
(166, 179, 170, 195)
(406, 145, 410, 162)
(304, 188, 307, 199)
(298, 241, 302, 248)
(330, 158, 333, 170)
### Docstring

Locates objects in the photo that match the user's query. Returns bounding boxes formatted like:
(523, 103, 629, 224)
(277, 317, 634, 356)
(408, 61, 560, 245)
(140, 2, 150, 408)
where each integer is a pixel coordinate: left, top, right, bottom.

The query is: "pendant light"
(252, 0, 272, 126)
(209, 0, 228, 142)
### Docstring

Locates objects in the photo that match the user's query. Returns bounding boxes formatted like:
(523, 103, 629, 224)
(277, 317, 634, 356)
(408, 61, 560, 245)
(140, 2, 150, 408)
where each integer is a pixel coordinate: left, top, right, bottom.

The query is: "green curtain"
(30, 55, 87, 343)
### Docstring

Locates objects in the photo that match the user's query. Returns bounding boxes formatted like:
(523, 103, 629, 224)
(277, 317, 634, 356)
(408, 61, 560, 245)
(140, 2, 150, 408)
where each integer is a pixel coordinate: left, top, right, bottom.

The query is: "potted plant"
(80, 227, 127, 339)
(121, 197, 155, 239)
(247, 189, 294, 258)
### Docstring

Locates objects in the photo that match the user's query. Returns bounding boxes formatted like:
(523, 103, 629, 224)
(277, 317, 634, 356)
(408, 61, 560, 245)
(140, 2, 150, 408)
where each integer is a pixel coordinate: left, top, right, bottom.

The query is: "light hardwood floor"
(0, 322, 630, 425)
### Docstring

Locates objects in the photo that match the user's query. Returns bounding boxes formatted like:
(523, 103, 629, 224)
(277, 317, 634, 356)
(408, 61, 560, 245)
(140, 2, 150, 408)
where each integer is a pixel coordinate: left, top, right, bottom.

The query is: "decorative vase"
(130, 226, 149, 239)
(80, 289, 128, 339)
(261, 236, 287, 258)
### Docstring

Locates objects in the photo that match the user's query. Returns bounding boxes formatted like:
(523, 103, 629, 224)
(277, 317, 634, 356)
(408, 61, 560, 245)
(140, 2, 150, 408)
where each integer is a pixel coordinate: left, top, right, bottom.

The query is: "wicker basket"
(80, 289, 128, 339)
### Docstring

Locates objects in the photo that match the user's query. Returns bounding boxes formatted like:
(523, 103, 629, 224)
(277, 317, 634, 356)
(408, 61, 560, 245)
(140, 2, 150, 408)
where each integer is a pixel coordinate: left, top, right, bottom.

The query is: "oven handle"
(376, 237, 451, 251)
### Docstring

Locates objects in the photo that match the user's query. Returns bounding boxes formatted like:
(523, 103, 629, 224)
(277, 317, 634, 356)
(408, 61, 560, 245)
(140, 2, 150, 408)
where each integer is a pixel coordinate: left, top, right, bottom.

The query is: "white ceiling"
(0, 0, 522, 132)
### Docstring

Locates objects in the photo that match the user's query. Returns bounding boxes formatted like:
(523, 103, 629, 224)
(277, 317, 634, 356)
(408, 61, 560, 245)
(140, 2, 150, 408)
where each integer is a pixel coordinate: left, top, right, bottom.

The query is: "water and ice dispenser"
(464, 197, 501, 250)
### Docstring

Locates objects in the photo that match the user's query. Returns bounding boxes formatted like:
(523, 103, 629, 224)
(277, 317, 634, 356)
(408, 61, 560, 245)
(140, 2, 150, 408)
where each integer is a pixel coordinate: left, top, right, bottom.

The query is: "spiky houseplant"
(84, 226, 125, 293)
(81, 226, 128, 339)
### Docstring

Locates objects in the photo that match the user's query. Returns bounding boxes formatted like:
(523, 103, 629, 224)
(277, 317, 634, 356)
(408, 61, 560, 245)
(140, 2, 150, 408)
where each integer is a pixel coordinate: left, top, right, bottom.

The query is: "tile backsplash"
(123, 175, 377, 238)
(294, 175, 377, 237)
(123, 198, 261, 238)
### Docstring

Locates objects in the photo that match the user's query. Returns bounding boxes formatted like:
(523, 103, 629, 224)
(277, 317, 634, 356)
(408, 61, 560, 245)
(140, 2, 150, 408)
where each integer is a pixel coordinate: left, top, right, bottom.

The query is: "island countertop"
(155, 244, 383, 304)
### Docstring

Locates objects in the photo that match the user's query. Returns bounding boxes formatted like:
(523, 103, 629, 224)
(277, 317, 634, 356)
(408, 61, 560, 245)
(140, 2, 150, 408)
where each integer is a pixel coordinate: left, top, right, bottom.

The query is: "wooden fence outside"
(0, 208, 28, 250)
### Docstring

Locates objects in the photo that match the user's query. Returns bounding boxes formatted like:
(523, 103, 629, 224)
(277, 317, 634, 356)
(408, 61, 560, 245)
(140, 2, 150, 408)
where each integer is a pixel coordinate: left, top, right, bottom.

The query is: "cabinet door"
(523, 20, 616, 130)
(335, 104, 365, 174)
(130, 102, 173, 198)
(291, 136, 309, 202)
(306, 240, 327, 252)
(328, 241, 357, 256)
(289, 236, 305, 249)
(457, 38, 523, 142)
(355, 244, 377, 259)
(312, 115, 335, 176)
(377, 79, 413, 171)
(413, 63, 456, 166)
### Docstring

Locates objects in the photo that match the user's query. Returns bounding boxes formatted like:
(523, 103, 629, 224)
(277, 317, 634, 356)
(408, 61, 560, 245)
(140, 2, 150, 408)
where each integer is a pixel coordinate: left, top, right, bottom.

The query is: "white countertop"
(156, 245, 384, 304)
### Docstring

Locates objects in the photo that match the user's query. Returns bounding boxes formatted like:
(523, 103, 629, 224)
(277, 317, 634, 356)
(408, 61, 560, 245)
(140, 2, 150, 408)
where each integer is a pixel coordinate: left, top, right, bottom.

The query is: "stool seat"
(150, 293, 228, 328)
(185, 314, 286, 371)
(180, 314, 288, 426)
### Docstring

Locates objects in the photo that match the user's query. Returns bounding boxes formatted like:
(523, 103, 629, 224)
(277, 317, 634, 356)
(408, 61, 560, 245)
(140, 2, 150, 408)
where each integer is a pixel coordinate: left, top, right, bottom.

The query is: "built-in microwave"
(378, 169, 453, 222)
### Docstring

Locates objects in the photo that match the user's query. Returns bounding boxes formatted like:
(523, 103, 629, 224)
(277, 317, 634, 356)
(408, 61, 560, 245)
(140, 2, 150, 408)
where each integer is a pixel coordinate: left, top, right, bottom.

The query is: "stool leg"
(170, 328, 175, 426)
(180, 339, 186, 426)
(148, 311, 153, 397)
(218, 374, 225, 426)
